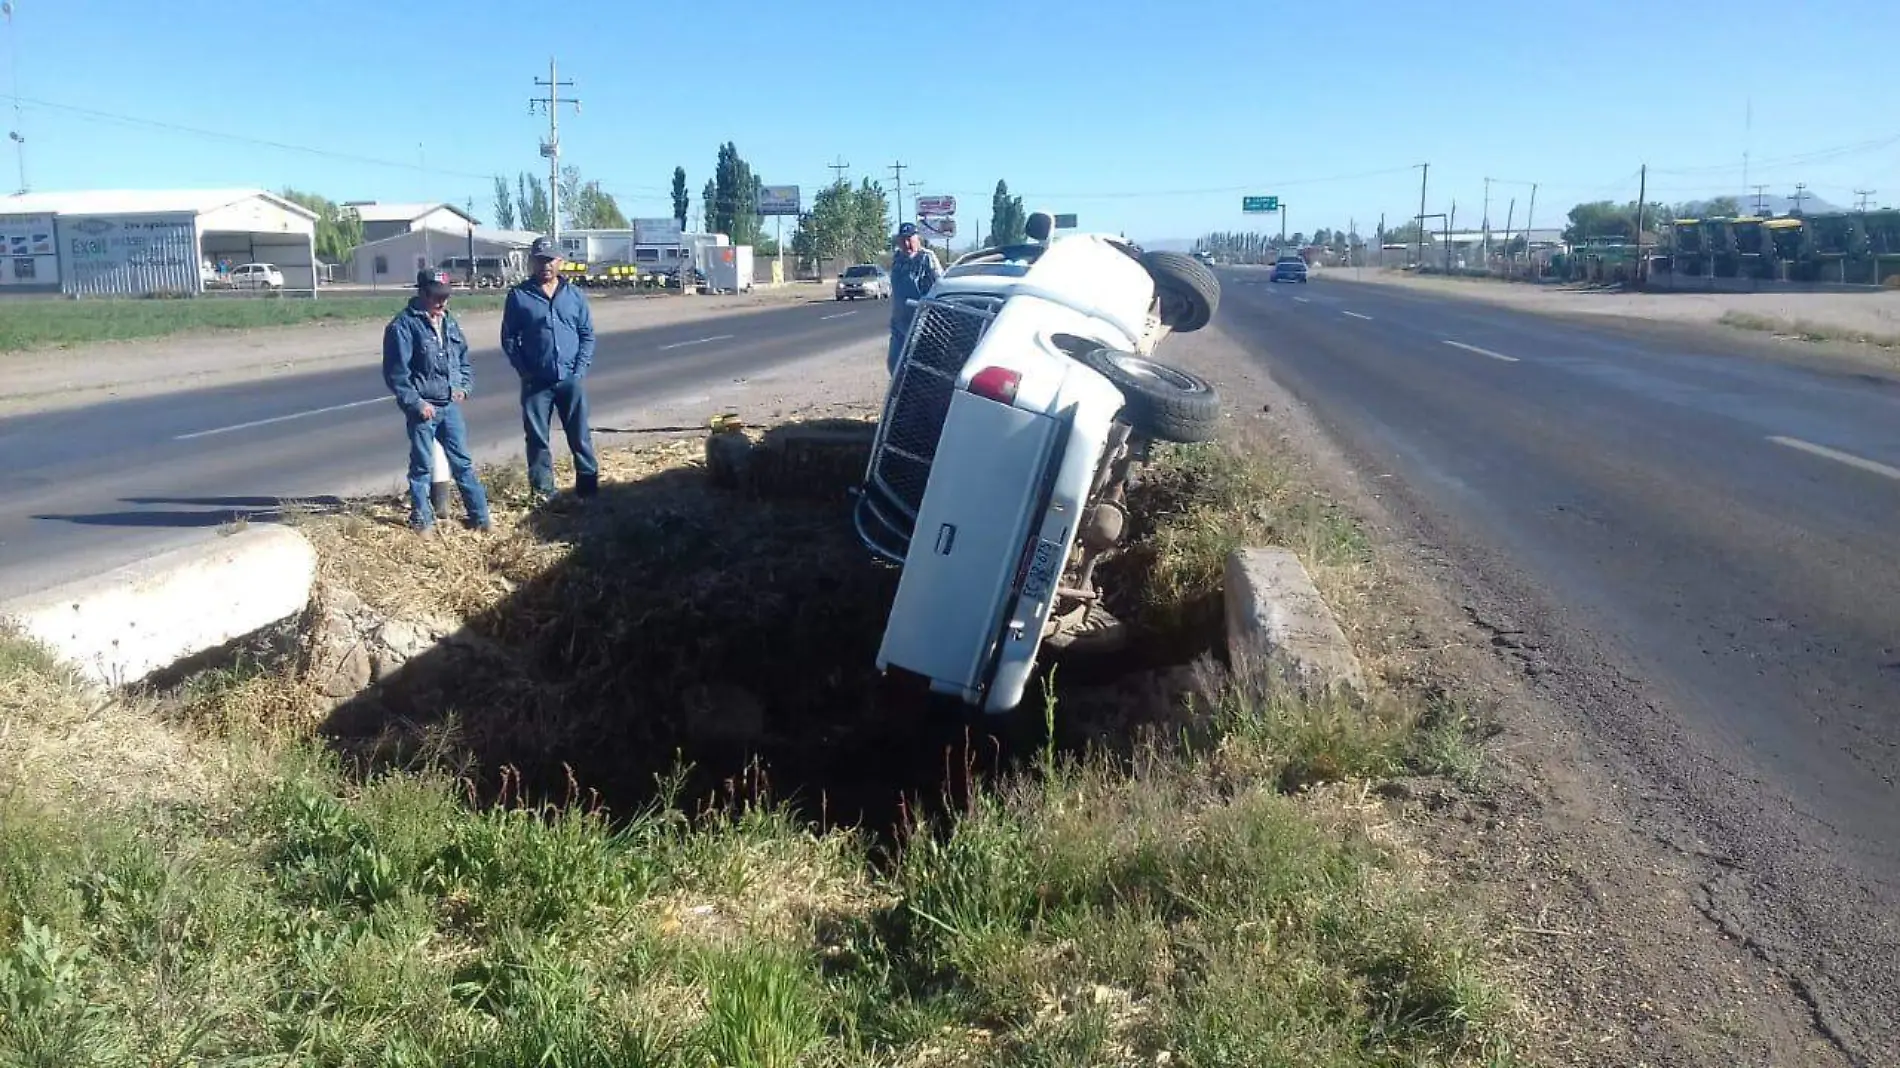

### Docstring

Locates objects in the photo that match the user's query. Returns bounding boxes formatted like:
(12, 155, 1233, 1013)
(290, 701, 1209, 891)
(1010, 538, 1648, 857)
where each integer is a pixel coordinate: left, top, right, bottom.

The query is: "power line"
(827, 156, 850, 185)
(1855, 188, 1877, 212)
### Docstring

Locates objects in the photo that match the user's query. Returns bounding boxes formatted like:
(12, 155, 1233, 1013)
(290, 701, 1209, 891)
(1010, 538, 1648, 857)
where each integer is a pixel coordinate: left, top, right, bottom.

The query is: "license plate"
(1020, 538, 1063, 602)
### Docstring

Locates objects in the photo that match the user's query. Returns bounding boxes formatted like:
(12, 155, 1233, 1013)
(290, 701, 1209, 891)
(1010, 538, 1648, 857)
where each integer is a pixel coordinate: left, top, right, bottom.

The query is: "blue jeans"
(405, 402, 489, 528)
(888, 324, 907, 375)
(521, 377, 599, 496)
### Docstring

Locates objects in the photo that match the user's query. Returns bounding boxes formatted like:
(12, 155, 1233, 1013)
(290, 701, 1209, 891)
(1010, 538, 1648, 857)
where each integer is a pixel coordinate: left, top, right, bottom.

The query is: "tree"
(1290, 232, 1307, 247)
(710, 142, 763, 244)
(700, 180, 715, 232)
(853, 178, 892, 260)
(990, 180, 1027, 247)
(515, 172, 552, 234)
(280, 189, 363, 265)
(1672, 195, 1740, 218)
(558, 165, 628, 230)
(1312, 227, 1333, 247)
(671, 167, 689, 231)
(1562, 199, 1670, 245)
(491, 176, 517, 231)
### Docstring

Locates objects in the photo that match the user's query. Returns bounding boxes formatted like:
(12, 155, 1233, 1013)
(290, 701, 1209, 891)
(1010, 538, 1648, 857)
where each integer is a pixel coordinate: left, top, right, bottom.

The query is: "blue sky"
(4, 0, 1897, 242)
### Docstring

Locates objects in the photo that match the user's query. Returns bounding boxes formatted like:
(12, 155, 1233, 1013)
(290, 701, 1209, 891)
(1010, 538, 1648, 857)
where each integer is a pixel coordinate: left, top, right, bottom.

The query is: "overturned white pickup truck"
(853, 212, 1223, 714)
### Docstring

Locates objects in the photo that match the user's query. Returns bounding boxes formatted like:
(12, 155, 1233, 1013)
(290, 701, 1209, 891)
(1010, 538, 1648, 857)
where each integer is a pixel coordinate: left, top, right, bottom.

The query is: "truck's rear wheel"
(1141, 250, 1221, 333)
(1078, 347, 1221, 444)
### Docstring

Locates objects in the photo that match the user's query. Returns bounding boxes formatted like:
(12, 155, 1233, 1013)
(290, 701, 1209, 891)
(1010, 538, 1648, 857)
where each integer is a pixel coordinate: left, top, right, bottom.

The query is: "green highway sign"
(1053, 213, 1078, 228)
(1242, 195, 1280, 213)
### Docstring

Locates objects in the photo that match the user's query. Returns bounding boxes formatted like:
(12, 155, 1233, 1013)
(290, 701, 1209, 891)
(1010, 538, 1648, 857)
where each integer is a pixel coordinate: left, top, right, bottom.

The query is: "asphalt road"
(0, 299, 885, 602)
(1214, 268, 1900, 1058)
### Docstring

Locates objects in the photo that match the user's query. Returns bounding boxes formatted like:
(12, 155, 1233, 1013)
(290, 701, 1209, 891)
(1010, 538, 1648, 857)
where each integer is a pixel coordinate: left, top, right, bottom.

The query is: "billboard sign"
(759, 185, 801, 216)
(634, 217, 683, 245)
(58, 212, 199, 296)
(0, 212, 58, 287)
(918, 216, 958, 238)
(915, 195, 956, 216)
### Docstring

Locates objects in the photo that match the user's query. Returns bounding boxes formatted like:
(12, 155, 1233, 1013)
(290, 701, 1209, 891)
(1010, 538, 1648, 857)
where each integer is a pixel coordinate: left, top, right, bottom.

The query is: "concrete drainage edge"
(0, 526, 318, 690)
(1223, 546, 1366, 699)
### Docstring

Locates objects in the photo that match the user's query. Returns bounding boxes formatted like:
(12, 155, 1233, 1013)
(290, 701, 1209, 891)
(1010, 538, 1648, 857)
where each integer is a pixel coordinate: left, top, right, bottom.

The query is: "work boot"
(575, 472, 599, 499)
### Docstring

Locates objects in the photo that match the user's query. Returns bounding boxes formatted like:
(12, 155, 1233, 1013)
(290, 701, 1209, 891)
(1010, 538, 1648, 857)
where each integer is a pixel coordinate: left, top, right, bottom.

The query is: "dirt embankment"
(0, 283, 827, 416)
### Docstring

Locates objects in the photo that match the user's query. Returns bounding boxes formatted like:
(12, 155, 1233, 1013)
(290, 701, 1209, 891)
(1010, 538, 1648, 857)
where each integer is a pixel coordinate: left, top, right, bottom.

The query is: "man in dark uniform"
(887, 221, 942, 375)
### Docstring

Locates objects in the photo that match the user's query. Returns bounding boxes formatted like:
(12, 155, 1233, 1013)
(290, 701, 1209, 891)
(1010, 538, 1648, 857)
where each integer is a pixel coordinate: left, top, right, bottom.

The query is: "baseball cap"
(415, 268, 452, 295)
(529, 236, 559, 260)
(896, 222, 919, 239)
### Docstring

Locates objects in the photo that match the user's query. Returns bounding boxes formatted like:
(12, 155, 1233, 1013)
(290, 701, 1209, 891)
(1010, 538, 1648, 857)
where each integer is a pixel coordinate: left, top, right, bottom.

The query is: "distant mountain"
(1683, 192, 1846, 216)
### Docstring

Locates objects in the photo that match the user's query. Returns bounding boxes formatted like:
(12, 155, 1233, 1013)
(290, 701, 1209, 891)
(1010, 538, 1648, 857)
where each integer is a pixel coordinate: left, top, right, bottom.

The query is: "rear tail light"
(968, 366, 1021, 404)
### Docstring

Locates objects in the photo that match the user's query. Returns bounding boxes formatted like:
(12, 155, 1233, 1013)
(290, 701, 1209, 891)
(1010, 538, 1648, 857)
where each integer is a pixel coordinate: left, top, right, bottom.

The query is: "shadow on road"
(34, 494, 353, 529)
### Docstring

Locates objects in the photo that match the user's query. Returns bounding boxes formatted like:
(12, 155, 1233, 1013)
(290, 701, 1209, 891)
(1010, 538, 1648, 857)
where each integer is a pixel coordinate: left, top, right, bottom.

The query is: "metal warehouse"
(343, 224, 544, 287)
(0, 188, 318, 297)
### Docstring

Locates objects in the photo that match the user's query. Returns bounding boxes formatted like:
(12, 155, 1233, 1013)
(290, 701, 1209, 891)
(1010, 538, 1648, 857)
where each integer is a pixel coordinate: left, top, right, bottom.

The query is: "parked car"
(228, 263, 285, 290)
(854, 211, 1221, 715)
(835, 263, 890, 301)
(1269, 255, 1308, 283)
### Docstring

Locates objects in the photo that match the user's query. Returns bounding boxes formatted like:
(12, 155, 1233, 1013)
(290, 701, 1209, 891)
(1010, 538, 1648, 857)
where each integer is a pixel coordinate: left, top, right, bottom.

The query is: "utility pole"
(1750, 184, 1770, 215)
(888, 161, 909, 233)
(1791, 182, 1809, 217)
(3, 0, 24, 193)
(1482, 177, 1492, 263)
(1524, 182, 1537, 270)
(1414, 162, 1430, 267)
(1377, 211, 1385, 268)
(1279, 202, 1287, 245)
(530, 57, 579, 245)
(1634, 164, 1649, 283)
(827, 156, 850, 186)
(1503, 197, 1516, 268)
(1856, 189, 1877, 213)
(419, 142, 432, 270)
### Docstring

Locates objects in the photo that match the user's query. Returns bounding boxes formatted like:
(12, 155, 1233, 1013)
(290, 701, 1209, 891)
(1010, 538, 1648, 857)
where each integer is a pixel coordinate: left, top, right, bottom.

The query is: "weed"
(1719, 309, 1900, 349)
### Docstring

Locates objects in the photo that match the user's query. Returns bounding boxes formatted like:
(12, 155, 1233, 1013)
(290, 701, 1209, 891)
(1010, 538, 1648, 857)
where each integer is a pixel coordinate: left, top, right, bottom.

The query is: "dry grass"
(1719, 309, 1900, 348)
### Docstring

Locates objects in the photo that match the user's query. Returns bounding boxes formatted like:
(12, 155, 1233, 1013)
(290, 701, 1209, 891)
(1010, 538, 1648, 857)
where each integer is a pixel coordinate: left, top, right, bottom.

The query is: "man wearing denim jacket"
(381, 268, 491, 534)
(887, 222, 942, 375)
(502, 235, 600, 501)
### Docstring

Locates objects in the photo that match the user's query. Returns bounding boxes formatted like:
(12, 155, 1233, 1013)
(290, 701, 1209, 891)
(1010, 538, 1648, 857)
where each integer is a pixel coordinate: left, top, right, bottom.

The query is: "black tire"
(1077, 347, 1221, 444)
(1141, 250, 1220, 333)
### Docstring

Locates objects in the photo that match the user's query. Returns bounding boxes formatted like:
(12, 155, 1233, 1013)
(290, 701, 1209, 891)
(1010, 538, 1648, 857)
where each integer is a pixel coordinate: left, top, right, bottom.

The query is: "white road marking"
(1292, 296, 1310, 304)
(658, 334, 735, 351)
(819, 311, 858, 320)
(1442, 339, 1521, 363)
(175, 396, 387, 441)
(1767, 436, 1900, 481)
(1342, 310, 1373, 320)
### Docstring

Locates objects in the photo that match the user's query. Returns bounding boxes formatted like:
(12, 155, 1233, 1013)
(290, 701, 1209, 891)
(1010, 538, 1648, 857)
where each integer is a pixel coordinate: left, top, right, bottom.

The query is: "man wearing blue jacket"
(502, 236, 600, 501)
(382, 269, 491, 534)
(887, 221, 941, 375)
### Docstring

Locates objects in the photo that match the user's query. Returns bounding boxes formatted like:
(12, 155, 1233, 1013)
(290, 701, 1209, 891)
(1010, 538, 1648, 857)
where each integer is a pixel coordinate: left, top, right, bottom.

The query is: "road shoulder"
(1323, 267, 1900, 381)
(1166, 322, 1852, 1067)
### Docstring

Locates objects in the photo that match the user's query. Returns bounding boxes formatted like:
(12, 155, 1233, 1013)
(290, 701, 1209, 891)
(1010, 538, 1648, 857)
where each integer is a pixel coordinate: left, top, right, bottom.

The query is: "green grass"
(0, 293, 509, 353)
(1719, 309, 1900, 349)
(0, 639, 1512, 1068)
(0, 430, 1513, 1065)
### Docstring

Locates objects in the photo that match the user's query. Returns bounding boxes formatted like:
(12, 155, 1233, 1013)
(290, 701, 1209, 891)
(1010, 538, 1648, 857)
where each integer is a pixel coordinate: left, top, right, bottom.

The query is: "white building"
(342, 202, 480, 244)
(559, 228, 728, 271)
(344, 224, 544, 286)
(0, 188, 318, 296)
